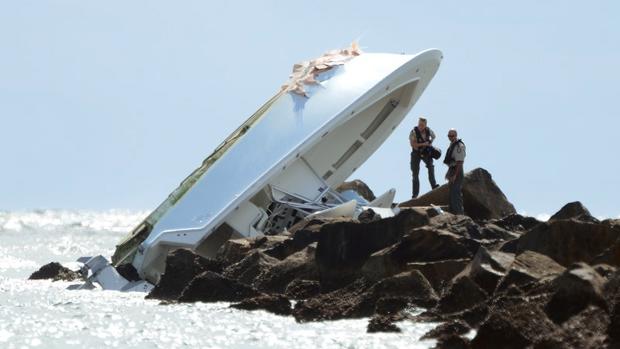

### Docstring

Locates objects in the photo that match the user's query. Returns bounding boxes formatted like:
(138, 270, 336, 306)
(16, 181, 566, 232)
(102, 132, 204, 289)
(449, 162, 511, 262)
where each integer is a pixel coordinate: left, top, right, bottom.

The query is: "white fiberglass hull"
(118, 49, 442, 285)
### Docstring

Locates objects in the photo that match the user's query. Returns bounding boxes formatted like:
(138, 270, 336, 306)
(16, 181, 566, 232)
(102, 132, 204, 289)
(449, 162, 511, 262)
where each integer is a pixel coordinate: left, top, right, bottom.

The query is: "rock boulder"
(29, 262, 81, 282)
(178, 271, 261, 303)
(400, 168, 516, 220)
(516, 219, 620, 267)
(147, 249, 222, 301)
(315, 208, 430, 290)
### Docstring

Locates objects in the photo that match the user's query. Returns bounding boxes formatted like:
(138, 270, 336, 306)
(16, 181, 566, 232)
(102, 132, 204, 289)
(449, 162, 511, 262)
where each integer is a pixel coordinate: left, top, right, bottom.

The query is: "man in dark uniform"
(444, 128, 466, 215)
(409, 117, 439, 198)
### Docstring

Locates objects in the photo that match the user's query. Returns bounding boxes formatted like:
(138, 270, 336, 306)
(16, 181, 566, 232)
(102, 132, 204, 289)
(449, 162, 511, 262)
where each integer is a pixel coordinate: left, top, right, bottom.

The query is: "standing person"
(409, 117, 439, 199)
(443, 128, 466, 215)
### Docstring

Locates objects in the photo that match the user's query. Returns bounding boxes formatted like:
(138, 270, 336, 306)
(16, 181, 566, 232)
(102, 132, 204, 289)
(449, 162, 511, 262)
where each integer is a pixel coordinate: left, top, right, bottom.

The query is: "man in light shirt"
(443, 128, 466, 215)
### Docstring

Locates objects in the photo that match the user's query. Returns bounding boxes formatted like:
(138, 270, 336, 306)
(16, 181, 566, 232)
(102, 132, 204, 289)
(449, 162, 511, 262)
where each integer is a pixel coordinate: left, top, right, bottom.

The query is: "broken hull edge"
(131, 50, 443, 284)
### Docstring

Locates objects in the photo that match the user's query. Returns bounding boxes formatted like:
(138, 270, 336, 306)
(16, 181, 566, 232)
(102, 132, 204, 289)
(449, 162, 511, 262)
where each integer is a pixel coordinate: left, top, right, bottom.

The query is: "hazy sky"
(1, 1, 618, 218)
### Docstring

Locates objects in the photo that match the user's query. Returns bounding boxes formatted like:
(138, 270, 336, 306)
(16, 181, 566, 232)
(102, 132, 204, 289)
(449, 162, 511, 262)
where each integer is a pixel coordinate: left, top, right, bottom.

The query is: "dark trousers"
(411, 151, 437, 198)
(448, 166, 464, 215)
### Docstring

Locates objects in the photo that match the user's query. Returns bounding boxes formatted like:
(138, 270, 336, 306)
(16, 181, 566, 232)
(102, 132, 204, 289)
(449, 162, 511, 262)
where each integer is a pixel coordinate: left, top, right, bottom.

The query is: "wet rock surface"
(367, 314, 402, 333)
(32, 168, 620, 343)
(422, 319, 471, 339)
(516, 218, 620, 267)
(141, 172, 620, 345)
(315, 208, 429, 290)
(178, 271, 261, 303)
(147, 249, 223, 301)
(115, 263, 141, 282)
(29, 262, 81, 282)
(230, 294, 292, 316)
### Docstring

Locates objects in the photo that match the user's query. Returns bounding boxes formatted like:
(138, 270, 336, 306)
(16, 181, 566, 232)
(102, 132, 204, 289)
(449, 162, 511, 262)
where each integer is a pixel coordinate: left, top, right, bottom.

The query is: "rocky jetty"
(31, 167, 620, 347)
(137, 169, 618, 347)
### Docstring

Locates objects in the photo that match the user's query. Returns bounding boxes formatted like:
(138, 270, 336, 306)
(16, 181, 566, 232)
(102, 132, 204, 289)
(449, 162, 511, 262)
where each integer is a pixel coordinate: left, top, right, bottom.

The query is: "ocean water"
(0, 210, 441, 348)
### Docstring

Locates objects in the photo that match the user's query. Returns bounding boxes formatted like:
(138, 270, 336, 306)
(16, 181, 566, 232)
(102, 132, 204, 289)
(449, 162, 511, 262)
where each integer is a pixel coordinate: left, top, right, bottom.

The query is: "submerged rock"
(367, 314, 402, 333)
(230, 294, 292, 316)
(432, 333, 471, 349)
(422, 320, 471, 340)
(284, 279, 321, 300)
(29, 262, 81, 282)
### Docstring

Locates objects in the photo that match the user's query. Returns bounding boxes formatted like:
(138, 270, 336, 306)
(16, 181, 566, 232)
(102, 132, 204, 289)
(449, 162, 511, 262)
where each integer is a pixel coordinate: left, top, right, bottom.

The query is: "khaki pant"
(447, 166, 464, 215)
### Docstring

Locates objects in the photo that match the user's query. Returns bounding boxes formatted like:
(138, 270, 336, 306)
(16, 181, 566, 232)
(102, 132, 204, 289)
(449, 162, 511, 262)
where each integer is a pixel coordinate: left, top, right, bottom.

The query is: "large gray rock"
(516, 219, 620, 267)
(222, 250, 279, 286)
(544, 263, 608, 324)
(315, 208, 430, 290)
(400, 168, 516, 220)
(437, 275, 488, 314)
(535, 306, 609, 349)
(263, 217, 349, 260)
(216, 238, 253, 266)
(178, 271, 261, 303)
(230, 294, 292, 316)
(216, 235, 289, 266)
(549, 201, 598, 222)
(471, 302, 557, 349)
(456, 246, 515, 295)
(254, 245, 318, 294)
(29, 262, 81, 282)
(360, 223, 476, 285)
(293, 270, 437, 322)
(406, 259, 470, 293)
(496, 251, 565, 292)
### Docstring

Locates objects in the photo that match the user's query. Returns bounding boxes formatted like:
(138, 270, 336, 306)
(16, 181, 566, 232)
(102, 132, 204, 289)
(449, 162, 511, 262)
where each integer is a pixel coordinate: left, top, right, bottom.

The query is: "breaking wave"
(0, 209, 148, 233)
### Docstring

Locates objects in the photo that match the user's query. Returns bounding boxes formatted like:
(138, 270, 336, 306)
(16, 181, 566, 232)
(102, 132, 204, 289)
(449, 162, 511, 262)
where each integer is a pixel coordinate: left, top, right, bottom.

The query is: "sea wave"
(0, 209, 148, 233)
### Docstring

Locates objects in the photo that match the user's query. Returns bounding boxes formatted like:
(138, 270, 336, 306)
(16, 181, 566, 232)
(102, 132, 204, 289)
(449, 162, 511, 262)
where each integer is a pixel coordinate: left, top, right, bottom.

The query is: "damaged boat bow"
(79, 45, 443, 291)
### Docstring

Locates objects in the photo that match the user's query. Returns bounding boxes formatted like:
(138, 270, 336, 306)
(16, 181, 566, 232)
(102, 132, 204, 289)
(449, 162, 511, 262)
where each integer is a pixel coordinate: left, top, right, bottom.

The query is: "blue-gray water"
(0, 210, 444, 348)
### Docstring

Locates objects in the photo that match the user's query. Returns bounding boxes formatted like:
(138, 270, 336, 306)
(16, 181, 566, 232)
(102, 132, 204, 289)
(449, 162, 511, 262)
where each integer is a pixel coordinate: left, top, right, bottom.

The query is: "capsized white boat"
(77, 45, 443, 291)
